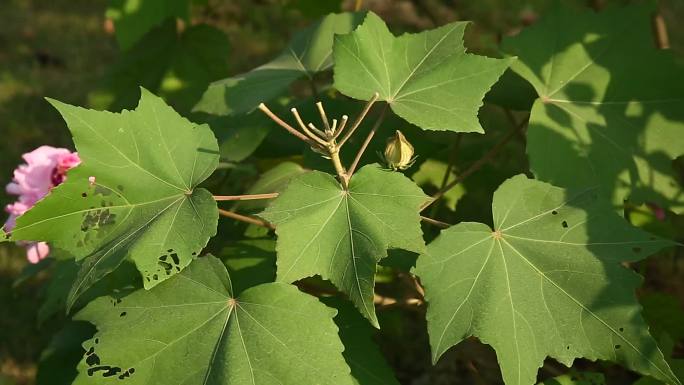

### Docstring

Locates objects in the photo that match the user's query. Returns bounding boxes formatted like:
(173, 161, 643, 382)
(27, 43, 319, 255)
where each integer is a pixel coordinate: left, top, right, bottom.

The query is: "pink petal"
(4, 146, 80, 235)
(26, 242, 50, 263)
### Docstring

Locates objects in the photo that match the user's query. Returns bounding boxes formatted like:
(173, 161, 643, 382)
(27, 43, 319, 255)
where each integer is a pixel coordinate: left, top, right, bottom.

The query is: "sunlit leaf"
(415, 174, 678, 385)
(89, 22, 230, 113)
(502, 3, 684, 212)
(194, 12, 364, 115)
(11, 89, 219, 308)
(333, 12, 512, 132)
(260, 164, 428, 326)
(73, 255, 354, 385)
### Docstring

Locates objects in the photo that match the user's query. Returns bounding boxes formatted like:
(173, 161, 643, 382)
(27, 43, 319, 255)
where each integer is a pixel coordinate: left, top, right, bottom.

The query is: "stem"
(307, 123, 328, 142)
(374, 293, 423, 308)
(333, 115, 349, 140)
(422, 117, 528, 211)
(652, 12, 670, 49)
(347, 103, 389, 178)
(316, 101, 331, 132)
(291, 108, 323, 141)
(218, 208, 274, 230)
(338, 93, 380, 147)
(429, 134, 462, 218)
(213, 193, 279, 201)
(420, 215, 450, 229)
(354, 0, 363, 11)
(258, 103, 313, 144)
(330, 149, 349, 189)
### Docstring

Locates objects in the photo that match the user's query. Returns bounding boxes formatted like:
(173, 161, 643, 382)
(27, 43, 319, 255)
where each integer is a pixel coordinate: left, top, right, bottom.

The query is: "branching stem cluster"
(258, 93, 381, 189)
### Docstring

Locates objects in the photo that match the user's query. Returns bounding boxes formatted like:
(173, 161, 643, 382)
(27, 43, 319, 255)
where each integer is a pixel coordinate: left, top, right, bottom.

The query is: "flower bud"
(383, 130, 416, 170)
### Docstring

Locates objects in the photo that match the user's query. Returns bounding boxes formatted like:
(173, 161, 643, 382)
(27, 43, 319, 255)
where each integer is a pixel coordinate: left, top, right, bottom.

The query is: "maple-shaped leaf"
(194, 12, 365, 116)
(11, 89, 219, 307)
(501, 3, 684, 212)
(260, 164, 428, 327)
(414, 174, 679, 385)
(72, 255, 354, 385)
(333, 12, 512, 132)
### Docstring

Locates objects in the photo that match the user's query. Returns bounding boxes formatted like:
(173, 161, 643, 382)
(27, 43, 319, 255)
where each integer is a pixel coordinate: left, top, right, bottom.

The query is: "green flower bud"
(383, 130, 416, 170)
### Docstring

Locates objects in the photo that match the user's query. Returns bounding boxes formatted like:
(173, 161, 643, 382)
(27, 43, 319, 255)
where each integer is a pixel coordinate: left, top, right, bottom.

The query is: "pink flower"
(4, 146, 81, 263)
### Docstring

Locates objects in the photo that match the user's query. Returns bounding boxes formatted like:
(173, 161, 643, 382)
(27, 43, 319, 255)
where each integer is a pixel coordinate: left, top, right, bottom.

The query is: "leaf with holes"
(10, 88, 219, 309)
(333, 11, 512, 132)
(260, 164, 428, 327)
(73, 255, 354, 385)
(501, 3, 684, 212)
(414, 174, 679, 385)
(194, 12, 365, 115)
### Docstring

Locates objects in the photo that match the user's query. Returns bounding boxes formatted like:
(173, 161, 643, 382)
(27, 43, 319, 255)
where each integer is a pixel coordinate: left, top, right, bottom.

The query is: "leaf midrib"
(501, 236, 677, 384)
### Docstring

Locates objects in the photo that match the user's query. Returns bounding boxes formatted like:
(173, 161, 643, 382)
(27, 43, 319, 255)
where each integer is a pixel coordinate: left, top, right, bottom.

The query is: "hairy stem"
(213, 193, 279, 201)
(422, 116, 528, 211)
(347, 103, 389, 178)
(218, 208, 274, 230)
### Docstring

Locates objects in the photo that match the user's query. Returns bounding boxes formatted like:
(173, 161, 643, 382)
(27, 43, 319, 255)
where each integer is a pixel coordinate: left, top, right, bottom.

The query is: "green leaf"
(412, 159, 464, 211)
(260, 164, 428, 326)
(641, 293, 684, 343)
(38, 259, 140, 324)
(89, 22, 230, 114)
(501, 3, 684, 212)
(324, 297, 400, 385)
(538, 372, 605, 385)
(212, 115, 272, 163)
(107, 0, 190, 50)
(287, 0, 343, 18)
(11, 89, 219, 307)
(73, 255, 354, 385)
(633, 334, 684, 385)
(333, 12, 512, 132)
(414, 174, 679, 385)
(237, 161, 307, 211)
(36, 321, 96, 385)
(194, 12, 365, 115)
(218, 239, 276, 295)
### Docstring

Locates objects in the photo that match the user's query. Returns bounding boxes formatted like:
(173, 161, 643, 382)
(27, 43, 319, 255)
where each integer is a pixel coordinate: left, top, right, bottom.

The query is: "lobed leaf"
(73, 255, 354, 385)
(89, 21, 231, 113)
(260, 164, 428, 326)
(502, 3, 684, 212)
(415, 174, 679, 385)
(194, 12, 365, 115)
(11, 89, 219, 308)
(333, 12, 512, 132)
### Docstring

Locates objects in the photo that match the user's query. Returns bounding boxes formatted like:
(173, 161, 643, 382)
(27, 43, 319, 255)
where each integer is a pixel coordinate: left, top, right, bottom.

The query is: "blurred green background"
(1, 1, 683, 384)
